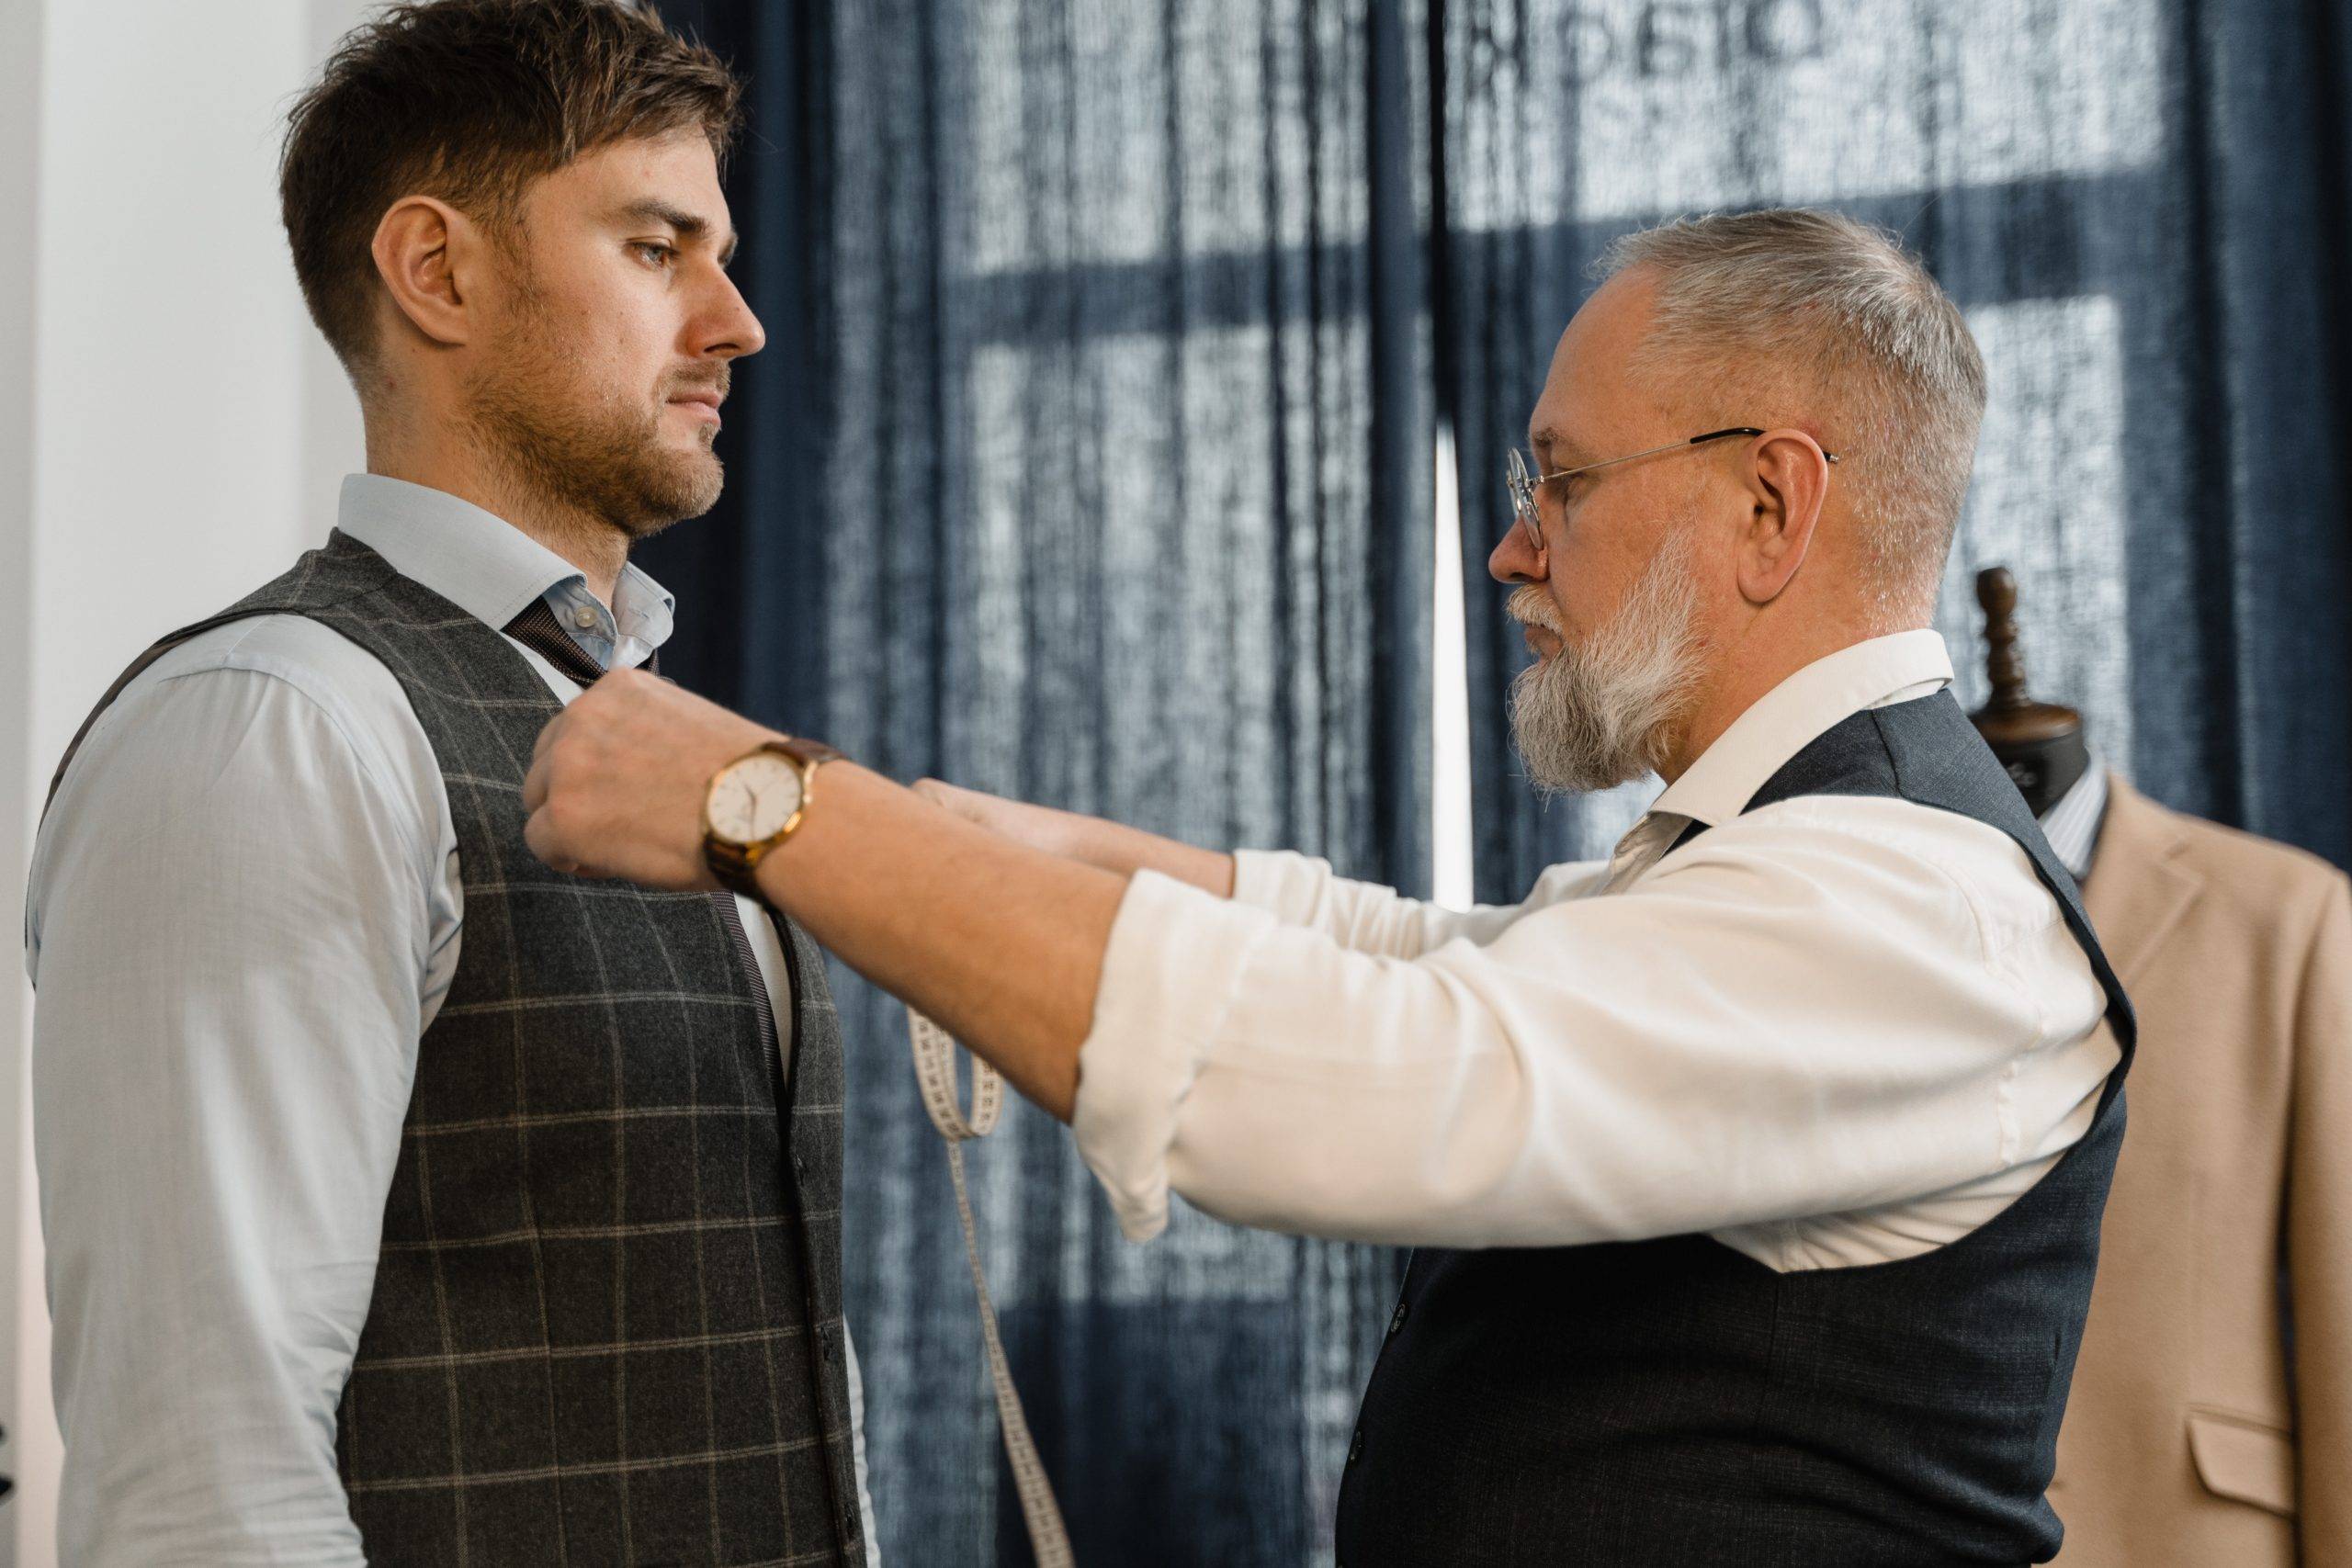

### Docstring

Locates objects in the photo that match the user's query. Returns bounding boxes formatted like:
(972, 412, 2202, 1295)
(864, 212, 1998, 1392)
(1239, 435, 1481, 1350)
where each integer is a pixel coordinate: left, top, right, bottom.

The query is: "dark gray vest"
(1334, 692, 2137, 1567)
(58, 531, 861, 1565)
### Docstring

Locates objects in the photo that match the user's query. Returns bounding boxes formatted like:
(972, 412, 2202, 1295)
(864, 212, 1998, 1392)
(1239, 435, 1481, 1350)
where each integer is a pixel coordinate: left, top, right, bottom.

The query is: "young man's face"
(464, 129, 763, 539)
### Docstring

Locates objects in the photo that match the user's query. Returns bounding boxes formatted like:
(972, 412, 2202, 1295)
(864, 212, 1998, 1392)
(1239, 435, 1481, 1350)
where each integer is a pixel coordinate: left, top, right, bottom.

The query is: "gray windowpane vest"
(1335, 691, 2138, 1567)
(55, 531, 860, 1566)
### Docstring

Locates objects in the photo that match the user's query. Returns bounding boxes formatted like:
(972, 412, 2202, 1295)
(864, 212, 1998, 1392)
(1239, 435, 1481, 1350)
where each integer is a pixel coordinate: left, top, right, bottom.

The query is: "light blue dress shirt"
(26, 474, 876, 1566)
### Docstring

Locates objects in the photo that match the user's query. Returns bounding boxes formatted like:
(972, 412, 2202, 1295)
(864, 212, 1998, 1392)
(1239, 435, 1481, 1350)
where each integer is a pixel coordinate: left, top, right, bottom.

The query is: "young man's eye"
(633, 243, 676, 267)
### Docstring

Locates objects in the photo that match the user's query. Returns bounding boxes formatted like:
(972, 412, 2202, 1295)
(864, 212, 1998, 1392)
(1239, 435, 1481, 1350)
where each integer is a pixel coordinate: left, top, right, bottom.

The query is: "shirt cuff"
(1071, 868, 1279, 1242)
(1229, 848, 1335, 924)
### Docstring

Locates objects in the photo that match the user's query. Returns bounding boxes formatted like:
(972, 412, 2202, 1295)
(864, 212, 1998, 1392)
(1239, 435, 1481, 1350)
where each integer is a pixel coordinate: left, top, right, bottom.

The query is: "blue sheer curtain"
(642, 2, 1433, 1562)
(1442, 0, 2352, 897)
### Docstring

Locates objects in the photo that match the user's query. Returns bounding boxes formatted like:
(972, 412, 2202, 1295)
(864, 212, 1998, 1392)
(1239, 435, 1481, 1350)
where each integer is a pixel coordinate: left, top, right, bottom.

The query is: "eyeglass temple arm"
(1685, 426, 1841, 463)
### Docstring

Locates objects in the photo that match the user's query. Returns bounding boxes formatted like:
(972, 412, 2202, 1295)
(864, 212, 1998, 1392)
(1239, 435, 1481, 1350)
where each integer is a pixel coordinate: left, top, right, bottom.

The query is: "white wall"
(0, 0, 50, 1543)
(3, 2, 372, 1560)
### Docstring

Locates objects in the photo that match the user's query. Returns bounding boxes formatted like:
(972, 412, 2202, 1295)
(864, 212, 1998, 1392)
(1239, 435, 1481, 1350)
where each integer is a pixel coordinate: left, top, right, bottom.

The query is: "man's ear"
(369, 195, 481, 350)
(1735, 430, 1833, 606)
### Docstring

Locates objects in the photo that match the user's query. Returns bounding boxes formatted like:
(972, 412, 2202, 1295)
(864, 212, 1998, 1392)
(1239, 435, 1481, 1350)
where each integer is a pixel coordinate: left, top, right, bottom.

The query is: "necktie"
(502, 597, 786, 1069)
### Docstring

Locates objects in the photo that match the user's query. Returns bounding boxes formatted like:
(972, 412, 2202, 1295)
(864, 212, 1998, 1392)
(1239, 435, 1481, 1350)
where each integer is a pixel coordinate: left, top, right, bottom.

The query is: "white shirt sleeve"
(1230, 848, 1610, 956)
(1073, 797, 2112, 1247)
(27, 628, 441, 1566)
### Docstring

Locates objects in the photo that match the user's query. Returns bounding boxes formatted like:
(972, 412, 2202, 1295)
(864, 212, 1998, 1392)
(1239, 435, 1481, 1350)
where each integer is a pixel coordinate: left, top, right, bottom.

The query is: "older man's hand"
(522, 666, 781, 891)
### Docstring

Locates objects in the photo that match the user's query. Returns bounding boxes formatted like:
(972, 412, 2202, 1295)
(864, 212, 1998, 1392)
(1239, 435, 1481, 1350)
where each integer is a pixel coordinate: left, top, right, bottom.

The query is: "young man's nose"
(696, 270, 766, 359)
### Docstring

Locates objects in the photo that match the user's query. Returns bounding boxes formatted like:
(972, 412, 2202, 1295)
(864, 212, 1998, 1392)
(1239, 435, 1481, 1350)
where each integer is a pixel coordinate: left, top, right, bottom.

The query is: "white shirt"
(1071, 629, 2122, 1273)
(26, 475, 878, 1567)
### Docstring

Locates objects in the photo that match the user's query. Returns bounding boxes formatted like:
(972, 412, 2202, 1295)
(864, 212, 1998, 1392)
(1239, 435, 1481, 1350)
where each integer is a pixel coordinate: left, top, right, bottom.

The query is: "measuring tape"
(908, 1009, 1076, 1566)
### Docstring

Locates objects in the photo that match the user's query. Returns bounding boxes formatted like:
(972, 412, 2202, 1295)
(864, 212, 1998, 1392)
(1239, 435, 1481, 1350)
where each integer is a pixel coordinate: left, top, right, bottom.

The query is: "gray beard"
(1506, 534, 1704, 795)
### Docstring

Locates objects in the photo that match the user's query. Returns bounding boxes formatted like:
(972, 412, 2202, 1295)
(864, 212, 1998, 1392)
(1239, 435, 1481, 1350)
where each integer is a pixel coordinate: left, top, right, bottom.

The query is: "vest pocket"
(2187, 1408, 2297, 1517)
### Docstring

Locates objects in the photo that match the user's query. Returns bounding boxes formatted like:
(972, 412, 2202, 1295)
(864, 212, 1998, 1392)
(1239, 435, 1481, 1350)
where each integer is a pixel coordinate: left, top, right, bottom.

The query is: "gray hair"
(1595, 209, 1986, 612)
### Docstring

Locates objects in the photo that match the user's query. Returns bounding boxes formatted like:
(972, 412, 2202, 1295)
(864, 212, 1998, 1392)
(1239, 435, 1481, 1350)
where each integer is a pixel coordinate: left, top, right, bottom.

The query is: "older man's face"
(1490, 273, 1695, 645)
(1487, 271, 1728, 791)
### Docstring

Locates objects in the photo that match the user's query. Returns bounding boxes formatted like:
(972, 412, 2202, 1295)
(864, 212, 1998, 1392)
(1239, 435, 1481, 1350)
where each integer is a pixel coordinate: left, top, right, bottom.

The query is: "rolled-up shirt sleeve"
(1073, 799, 2112, 1248)
(1069, 871, 1281, 1240)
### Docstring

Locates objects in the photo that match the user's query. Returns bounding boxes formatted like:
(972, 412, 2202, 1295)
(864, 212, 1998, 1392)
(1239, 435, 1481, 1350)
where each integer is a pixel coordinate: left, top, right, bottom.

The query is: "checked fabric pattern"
(62, 531, 861, 1566)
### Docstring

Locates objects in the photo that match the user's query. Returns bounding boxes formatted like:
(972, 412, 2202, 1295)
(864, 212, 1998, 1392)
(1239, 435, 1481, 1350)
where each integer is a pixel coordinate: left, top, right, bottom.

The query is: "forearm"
(1043, 807, 1235, 893)
(755, 762, 1128, 1119)
(923, 781, 1236, 896)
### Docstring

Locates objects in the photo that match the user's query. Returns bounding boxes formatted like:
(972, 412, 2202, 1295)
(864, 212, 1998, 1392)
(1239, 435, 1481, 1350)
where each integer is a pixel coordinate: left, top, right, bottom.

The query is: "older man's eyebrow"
(1527, 426, 1589, 468)
(613, 197, 740, 265)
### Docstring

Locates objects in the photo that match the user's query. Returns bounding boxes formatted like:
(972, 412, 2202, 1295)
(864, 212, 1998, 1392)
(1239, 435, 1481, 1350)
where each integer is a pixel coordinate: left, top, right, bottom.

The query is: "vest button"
(1348, 1428, 1364, 1464)
(1387, 1300, 1408, 1335)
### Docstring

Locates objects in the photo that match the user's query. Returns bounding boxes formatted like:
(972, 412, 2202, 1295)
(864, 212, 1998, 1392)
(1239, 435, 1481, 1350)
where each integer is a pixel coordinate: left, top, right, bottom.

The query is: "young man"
(526, 209, 2135, 1564)
(26, 4, 874, 1562)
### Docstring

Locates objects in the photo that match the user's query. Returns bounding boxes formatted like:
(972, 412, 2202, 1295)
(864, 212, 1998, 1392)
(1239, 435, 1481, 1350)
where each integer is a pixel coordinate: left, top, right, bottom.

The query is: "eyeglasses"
(1505, 427, 1841, 556)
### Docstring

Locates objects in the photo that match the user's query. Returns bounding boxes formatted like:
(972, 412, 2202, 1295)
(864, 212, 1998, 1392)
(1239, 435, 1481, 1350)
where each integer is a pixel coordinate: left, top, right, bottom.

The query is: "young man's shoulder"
(42, 611, 441, 875)
(100, 612, 415, 764)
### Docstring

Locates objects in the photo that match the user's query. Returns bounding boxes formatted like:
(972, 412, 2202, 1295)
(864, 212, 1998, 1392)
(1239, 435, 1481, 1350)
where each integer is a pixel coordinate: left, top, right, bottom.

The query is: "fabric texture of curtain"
(645, 2, 1432, 1562)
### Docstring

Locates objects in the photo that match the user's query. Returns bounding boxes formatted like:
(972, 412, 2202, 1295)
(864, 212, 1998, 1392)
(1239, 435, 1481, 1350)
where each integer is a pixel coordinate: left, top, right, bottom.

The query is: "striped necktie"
(502, 597, 787, 1068)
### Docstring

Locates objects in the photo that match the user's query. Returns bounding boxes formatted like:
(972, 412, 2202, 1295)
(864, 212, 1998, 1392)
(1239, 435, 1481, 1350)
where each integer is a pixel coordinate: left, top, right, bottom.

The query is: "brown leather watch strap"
(778, 737, 845, 765)
(705, 834, 765, 899)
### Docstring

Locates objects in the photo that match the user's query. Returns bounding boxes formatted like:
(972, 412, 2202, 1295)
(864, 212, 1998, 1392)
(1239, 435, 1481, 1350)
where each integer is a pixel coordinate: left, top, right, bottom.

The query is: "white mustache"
(1505, 585, 1564, 637)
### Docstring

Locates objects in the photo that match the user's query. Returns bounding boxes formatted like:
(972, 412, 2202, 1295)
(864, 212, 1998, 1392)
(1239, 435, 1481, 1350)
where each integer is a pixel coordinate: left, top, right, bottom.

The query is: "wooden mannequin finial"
(1970, 567, 2080, 745)
(1977, 568, 2031, 715)
(1968, 566, 2090, 815)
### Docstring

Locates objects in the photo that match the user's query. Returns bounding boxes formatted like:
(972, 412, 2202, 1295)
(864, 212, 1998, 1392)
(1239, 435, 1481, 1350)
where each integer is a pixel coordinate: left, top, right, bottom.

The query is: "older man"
(526, 209, 2133, 1565)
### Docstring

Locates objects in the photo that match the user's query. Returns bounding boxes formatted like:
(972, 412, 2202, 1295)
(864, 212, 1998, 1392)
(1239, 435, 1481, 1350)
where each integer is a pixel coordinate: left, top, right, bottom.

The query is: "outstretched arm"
(524, 669, 2099, 1255)
(918, 777, 1571, 958)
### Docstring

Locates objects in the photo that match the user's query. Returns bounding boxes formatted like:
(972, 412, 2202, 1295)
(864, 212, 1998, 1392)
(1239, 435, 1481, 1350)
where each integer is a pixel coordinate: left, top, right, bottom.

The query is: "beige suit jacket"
(2050, 777, 2352, 1565)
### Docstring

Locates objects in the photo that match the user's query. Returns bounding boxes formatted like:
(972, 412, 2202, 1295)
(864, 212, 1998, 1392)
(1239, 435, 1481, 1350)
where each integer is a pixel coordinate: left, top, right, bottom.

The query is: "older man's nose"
(1490, 524, 1544, 585)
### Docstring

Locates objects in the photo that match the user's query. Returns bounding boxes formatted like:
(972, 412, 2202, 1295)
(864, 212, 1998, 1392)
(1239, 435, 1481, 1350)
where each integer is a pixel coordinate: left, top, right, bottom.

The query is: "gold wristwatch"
(702, 737, 845, 899)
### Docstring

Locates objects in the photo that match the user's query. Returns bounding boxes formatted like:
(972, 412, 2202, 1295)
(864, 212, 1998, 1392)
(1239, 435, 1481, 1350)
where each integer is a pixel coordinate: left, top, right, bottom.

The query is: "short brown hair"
(280, 0, 742, 371)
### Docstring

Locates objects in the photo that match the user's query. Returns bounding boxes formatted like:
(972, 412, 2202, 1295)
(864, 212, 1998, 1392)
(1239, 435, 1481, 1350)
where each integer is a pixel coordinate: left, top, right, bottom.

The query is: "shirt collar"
(1646, 628, 1956, 832)
(334, 473, 676, 665)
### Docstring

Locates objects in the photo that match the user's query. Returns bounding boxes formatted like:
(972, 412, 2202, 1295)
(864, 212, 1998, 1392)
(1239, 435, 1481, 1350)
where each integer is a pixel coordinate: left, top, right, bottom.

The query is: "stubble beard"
(464, 281, 726, 547)
(1506, 529, 1706, 796)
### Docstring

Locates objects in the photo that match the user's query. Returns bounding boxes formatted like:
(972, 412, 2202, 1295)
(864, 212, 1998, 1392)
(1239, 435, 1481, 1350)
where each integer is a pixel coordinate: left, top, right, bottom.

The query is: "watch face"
(707, 752, 804, 844)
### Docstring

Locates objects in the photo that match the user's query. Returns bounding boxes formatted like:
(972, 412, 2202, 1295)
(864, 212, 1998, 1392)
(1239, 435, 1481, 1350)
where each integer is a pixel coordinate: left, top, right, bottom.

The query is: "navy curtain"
(644, 2, 1432, 1562)
(644, 0, 2352, 1561)
(1443, 0, 2352, 897)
